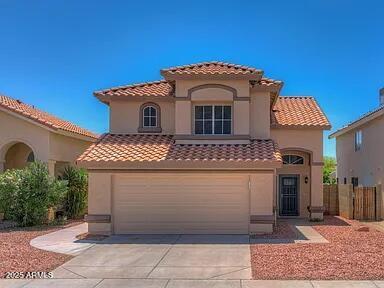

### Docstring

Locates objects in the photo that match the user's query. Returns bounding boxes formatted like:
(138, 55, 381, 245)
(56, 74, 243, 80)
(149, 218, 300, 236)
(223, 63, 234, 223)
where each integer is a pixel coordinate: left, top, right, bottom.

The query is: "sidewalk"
(29, 223, 94, 256)
(0, 279, 383, 288)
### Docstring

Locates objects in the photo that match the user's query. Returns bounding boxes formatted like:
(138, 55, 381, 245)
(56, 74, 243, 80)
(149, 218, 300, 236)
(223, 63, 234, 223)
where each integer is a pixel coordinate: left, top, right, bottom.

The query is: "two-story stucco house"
(329, 88, 384, 186)
(77, 61, 330, 235)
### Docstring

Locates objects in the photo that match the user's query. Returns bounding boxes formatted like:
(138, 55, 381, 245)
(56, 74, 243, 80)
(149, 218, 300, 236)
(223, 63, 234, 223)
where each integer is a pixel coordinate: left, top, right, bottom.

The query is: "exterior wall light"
(305, 176, 309, 184)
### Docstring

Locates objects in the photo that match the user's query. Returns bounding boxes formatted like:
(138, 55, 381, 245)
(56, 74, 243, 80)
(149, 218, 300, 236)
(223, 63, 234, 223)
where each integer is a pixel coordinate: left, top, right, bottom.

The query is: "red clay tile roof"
(161, 61, 262, 77)
(77, 134, 281, 167)
(0, 94, 98, 139)
(271, 97, 331, 129)
(94, 80, 173, 98)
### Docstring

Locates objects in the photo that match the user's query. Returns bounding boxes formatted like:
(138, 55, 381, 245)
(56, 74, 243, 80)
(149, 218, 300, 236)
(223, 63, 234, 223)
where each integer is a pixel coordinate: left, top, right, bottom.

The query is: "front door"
(279, 175, 299, 216)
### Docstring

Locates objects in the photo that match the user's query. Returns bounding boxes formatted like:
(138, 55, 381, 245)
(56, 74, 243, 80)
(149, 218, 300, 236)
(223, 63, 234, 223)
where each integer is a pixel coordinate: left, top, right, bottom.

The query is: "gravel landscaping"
(251, 216, 384, 280)
(0, 221, 81, 278)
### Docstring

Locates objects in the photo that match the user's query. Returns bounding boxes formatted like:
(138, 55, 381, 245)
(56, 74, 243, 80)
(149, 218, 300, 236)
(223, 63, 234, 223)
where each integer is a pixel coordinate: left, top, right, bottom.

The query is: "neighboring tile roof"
(0, 94, 98, 139)
(271, 97, 331, 129)
(329, 105, 384, 138)
(77, 134, 281, 166)
(161, 61, 262, 77)
(94, 80, 173, 98)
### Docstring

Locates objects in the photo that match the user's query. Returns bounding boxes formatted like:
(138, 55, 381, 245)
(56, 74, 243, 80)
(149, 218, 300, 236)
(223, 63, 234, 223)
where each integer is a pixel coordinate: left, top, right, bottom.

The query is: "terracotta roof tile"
(0, 94, 98, 139)
(271, 97, 330, 129)
(77, 134, 281, 165)
(94, 80, 173, 98)
(161, 61, 262, 77)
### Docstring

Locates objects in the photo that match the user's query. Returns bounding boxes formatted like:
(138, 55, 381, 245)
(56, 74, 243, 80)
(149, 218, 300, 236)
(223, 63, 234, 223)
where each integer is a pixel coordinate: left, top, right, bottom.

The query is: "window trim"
(138, 102, 162, 133)
(193, 104, 233, 135)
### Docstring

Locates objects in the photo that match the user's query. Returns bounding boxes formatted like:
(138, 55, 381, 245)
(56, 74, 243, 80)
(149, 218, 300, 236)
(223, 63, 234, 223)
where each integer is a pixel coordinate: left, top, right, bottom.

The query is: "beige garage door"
(112, 173, 250, 234)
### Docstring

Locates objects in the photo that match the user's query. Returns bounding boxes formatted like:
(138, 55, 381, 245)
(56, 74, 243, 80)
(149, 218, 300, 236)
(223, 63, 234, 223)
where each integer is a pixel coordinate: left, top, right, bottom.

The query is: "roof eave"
(329, 107, 384, 139)
(271, 124, 332, 130)
(77, 160, 283, 170)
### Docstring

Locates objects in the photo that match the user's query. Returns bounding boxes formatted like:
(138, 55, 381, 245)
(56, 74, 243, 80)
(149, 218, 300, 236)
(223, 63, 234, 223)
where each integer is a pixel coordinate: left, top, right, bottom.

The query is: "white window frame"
(143, 105, 158, 128)
(354, 130, 362, 151)
(193, 104, 232, 135)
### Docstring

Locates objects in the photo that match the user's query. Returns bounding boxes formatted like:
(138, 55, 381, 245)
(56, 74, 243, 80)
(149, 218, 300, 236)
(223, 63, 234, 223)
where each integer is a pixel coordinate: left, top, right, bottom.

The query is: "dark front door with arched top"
(279, 175, 299, 216)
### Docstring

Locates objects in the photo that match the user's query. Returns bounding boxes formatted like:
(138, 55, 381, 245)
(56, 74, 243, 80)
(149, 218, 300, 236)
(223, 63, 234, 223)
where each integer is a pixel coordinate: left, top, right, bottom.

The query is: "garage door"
(112, 173, 250, 234)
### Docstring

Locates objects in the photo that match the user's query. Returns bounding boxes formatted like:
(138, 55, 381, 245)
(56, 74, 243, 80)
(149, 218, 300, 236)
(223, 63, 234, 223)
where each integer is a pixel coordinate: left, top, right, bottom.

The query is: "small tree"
(323, 156, 337, 184)
(62, 166, 88, 219)
(0, 162, 67, 226)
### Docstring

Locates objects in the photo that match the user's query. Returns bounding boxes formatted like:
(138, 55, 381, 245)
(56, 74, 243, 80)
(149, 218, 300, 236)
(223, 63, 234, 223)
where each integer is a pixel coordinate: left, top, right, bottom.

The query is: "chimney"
(381, 88, 384, 106)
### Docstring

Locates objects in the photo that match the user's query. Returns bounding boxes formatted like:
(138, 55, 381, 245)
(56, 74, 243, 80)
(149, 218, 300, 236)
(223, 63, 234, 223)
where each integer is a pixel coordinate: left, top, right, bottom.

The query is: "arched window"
(143, 105, 157, 127)
(27, 151, 35, 163)
(282, 155, 304, 165)
(139, 103, 162, 133)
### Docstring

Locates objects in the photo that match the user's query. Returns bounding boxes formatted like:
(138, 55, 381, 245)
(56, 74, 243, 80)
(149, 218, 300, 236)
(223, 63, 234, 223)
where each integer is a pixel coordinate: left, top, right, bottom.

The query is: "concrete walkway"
(53, 234, 252, 280)
(30, 223, 94, 256)
(1, 279, 383, 287)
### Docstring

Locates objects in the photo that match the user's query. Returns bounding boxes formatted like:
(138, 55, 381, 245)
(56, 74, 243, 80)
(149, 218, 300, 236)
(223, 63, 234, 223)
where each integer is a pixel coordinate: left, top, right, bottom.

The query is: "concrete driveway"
(53, 234, 252, 280)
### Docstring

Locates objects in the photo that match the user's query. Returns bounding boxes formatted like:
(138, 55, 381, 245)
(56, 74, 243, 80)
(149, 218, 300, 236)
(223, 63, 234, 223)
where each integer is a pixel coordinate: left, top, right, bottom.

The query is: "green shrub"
(0, 162, 67, 226)
(62, 166, 87, 219)
(0, 169, 22, 218)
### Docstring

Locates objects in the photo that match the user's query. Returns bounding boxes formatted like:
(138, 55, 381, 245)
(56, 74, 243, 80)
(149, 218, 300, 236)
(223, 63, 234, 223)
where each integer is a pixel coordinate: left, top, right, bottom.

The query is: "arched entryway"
(276, 149, 312, 218)
(2, 142, 35, 171)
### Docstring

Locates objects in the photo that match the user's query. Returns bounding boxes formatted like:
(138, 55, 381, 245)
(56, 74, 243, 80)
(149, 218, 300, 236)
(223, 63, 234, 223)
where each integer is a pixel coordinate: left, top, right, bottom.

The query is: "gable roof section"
(161, 61, 263, 79)
(0, 94, 98, 140)
(77, 134, 282, 169)
(271, 97, 331, 129)
(94, 80, 173, 102)
(329, 105, 384, 138)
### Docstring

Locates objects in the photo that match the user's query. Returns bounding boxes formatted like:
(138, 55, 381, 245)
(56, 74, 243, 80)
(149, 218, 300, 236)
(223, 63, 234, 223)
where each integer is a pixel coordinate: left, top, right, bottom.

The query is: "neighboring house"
(77, 61, 330, 235)
(0, 95, 98, 176)
(329, 88, 384, 186)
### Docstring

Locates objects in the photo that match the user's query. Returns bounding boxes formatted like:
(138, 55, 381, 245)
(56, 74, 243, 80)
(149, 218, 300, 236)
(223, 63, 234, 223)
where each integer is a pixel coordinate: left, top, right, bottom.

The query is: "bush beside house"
(61, 166, 88, 219)
(0, 162, 88, 226)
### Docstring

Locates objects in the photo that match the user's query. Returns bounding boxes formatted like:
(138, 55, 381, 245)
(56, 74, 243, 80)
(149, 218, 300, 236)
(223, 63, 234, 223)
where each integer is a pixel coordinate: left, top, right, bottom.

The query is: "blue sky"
(0, 0, 383, 157)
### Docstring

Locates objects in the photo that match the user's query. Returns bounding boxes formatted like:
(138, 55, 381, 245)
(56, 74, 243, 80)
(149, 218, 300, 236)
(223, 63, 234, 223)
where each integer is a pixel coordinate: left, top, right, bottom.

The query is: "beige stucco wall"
(335, 115, 384, 186)
(0, 110, 50, 163)
(49, 133, 92, 163)
(109, 100, 175, 134)
(250, 91, 270, 139)
(175, 79, 250, 98)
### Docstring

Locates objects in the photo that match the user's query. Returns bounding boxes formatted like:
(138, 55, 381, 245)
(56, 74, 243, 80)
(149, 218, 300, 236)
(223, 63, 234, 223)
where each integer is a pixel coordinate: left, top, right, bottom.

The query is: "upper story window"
(354, 130, 362, 151)
(138, 103, 161, 133)
(143, 105, 157, 127)
(194, 105, 232, 135)
(282, 155, 304, 165)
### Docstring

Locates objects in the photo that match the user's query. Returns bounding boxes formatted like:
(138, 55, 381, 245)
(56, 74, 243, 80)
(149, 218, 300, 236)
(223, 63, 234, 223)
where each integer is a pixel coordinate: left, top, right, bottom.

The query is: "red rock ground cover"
(251, 216, 384, 280)
(0, 221, 81, 278)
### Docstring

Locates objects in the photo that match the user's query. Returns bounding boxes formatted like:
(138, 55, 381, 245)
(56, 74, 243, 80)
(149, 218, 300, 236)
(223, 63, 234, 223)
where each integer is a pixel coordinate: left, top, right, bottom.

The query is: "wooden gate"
(353, 186, 377, 220)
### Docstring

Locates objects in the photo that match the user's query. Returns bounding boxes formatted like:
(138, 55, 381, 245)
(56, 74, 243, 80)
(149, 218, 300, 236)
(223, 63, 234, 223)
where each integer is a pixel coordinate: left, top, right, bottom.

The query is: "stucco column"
(310, 164, 324, 220)
(249, 172, 274, 234)
(86, 172, 112, 235)
(0, 160, 4, 173)
(47, 160, 56, 177)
